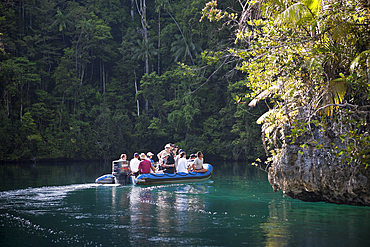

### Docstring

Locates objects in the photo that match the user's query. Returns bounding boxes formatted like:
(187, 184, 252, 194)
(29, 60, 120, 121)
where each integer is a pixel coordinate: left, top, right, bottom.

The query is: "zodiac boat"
(135, 163, 213, 185)
(95, 160, 213, 186)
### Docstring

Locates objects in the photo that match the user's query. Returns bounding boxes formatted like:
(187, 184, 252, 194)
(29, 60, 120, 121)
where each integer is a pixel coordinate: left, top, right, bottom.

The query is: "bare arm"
(157, 150, 163, 160)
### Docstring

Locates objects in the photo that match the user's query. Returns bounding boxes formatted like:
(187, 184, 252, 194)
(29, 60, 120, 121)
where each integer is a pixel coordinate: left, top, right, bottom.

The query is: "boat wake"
(0, 184, 102, 246)
(0, 184, 96, 209)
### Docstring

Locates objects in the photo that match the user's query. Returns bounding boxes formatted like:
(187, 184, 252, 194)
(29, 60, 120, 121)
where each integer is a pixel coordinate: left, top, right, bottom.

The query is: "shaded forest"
(0, 0, 266, 162)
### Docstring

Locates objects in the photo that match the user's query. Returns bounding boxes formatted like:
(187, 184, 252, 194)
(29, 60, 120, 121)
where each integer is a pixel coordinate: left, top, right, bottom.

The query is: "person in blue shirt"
(146, 152, 155, 166)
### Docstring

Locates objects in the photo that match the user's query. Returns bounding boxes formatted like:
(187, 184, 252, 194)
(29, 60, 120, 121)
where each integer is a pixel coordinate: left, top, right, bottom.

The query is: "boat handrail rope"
(177, 172, 190, 176)
(147, 173, 166, 177)
(147, 172, 179, 177)
(142, 170, 209, 178)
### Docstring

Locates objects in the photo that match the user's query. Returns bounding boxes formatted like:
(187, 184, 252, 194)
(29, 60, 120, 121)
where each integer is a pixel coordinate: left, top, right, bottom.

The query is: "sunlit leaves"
(200, 0, 235, 22)
(201, 51, 223, 65)
(200, 0, 370, 166)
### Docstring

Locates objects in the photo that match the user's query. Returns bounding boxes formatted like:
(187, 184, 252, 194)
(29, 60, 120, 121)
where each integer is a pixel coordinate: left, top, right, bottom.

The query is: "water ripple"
(0, 213, 100, 246)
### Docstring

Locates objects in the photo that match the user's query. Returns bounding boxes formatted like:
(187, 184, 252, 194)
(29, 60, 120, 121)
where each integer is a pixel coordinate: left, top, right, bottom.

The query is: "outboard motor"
(112, 160, 131, 185)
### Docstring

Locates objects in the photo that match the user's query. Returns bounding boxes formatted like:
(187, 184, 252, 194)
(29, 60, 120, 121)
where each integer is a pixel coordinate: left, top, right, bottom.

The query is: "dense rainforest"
(0, 0, 267, 162)
(2, 0, 369, 167)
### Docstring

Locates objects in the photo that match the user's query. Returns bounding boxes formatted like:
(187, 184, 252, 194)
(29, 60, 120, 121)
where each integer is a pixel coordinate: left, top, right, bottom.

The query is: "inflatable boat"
(95, 161, 213, 186)
(135, 163, 213, 185)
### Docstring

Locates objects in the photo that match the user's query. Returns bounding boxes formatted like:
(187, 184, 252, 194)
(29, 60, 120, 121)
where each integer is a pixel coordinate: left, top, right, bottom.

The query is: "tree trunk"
(136, 0, 149, 75)
(76, 31, 83, 74)
(158, 10, 161, 75)
(103, 63, 105, 94)
(80, 64, 85, 87)
(100, 61, 102, 94)
(131, 0, 135, 20)
(20, 86, 23, 121)
(134, 70, 140, 116)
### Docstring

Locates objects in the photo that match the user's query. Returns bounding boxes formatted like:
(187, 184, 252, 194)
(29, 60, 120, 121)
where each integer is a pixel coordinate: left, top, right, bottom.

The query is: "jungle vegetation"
(1, 0, 369, 167)
(0, 0, 266, 162)
(201, 0, 370, 167)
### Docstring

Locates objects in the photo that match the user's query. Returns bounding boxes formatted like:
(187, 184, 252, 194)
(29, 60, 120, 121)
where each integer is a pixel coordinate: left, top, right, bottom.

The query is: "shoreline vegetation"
(201, 0, 370, 168)
(0, 0, 266, 163)
(1, 0, 369, 171)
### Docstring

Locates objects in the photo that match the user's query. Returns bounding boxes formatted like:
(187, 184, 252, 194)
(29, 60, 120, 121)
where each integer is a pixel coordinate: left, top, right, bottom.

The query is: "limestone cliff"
(268, 125, 370, 206)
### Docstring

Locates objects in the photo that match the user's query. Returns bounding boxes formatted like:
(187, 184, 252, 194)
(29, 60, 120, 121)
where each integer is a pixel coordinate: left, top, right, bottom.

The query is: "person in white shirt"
(177, 151, 188, 173)
(174, 148, 182, 171)
(129, 153, 140, 175)
(192, 151, 208, 172)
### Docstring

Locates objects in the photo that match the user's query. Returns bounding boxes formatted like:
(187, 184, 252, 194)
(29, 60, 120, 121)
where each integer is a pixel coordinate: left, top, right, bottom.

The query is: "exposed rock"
(268, 125, 370, 206)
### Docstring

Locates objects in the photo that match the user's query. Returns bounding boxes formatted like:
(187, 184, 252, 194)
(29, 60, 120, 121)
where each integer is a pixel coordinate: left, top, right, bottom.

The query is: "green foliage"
(49, 7, 72, 32)
(0, 0, 265, 162)
(200, 0, 370, 166)
(171, 33, 202, 63)
(132, 39, 158, 62)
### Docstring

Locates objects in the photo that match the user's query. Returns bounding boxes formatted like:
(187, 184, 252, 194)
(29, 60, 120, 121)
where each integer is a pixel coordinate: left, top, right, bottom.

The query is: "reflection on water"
(1, 161, 370, 246)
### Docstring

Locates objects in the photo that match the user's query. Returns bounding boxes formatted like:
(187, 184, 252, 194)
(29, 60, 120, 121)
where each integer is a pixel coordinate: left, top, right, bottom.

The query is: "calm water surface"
(0, 161, 369, 246)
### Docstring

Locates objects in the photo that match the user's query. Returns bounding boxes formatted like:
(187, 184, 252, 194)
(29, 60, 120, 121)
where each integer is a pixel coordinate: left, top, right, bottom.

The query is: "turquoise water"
(0, 161, 369, 246)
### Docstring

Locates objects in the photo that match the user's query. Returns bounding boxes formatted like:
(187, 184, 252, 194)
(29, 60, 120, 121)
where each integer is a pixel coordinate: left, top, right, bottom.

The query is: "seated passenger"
(174, 148, 183, 171)
(146, 152, 155, 166)
(192, 151, 208, 172)
(118, 153, 129, 173)
(157, 144, 171, 165)
(188, 154, 196, 164)
(162, 151, 175, 174)
(130, 153, 140, 176)
(138, 153, 155, 174)
(119, 153, 127, 161)
(177, 151, 188, 173)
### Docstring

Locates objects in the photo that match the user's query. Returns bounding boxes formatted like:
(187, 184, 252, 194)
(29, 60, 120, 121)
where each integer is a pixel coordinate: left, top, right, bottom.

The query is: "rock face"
(268, 126, 370, 206)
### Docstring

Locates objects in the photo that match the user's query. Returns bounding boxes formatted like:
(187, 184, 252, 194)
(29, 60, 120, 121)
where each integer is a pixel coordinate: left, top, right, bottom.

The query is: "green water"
(0, 161, 369, 246)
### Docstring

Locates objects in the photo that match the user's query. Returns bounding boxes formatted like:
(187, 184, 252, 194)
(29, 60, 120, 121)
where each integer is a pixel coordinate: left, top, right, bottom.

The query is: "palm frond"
(274, 0, 321, 27)
(350, 50, 370, 72)
(317, 77, 347, 116)
(257, 108, 285, 136)
(275, 3, 308, 26)
(248, 85, 280, 107)
(304, 0, 321, 16)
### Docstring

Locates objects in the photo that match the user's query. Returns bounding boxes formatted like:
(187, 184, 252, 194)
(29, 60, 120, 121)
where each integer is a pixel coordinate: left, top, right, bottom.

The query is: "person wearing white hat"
(138, 153, 155, 174)
(162, 151, 175, 174)
(146, 152, 155, 167)
(157, 144, 171, 165)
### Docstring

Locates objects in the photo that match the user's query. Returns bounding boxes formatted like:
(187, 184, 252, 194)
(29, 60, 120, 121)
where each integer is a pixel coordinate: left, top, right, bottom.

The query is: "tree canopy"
(0, 0, 266, 162)
(201, 0, 370, 166)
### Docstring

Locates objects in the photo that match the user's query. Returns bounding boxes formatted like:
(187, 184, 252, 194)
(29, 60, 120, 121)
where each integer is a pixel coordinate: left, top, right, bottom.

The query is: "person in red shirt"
(138, 153, 156, 174)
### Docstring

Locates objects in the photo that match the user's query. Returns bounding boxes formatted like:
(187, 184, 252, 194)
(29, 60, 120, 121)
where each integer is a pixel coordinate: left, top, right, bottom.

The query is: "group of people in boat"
(116, 143, 208, 176)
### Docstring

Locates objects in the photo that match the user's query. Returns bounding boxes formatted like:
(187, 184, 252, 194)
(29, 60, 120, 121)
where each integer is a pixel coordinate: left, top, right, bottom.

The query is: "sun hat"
(139, 153, 146, 159)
